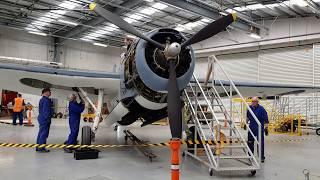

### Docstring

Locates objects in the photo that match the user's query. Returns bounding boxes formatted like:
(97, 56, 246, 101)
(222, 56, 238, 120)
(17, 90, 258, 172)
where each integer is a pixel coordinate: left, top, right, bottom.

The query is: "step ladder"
(183, 55, 261, 176)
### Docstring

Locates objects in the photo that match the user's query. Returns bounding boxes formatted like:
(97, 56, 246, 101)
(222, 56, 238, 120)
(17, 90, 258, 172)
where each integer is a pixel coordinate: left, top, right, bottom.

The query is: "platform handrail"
(210, 55, 261, 166)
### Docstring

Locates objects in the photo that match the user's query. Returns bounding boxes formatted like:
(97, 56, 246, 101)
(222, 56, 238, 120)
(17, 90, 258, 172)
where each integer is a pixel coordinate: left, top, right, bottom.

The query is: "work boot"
(63, 147, 73, 153)
(36, 148, 50, 153)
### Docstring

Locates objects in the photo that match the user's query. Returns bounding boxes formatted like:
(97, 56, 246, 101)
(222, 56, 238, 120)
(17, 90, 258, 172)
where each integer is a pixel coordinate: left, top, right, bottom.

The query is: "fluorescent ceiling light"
(32, 21, 48, 26)
(289, 0, 308, 7)
(104, 26, 117, 31)
(25, 27, 39, 31)
(51, 10, 67, 15)
(45, 12, 62, 19)
(219, 12, 228, 16)
(247, 4, 265, 10)
(250, 33, 261, 39)
(144, 0, 154, 2)
(201, 18, 210, 23)
(80, 38, 92, 42)
(152, 3, 168, 10)
(58, 19, 78, 26)
(265, 3, 280, 8)
(83, 36, 96, 39)
(28, 31, 47, 36)
(59, 1, 78, 9)
(87, 32, 103, 38)
(184, 22, 201, 29)
(38, 17, 54, 23)
(140, 7, 157, 15)
(109, 24, 119, 28)
(129, 13, 143, 20)
(226, 8, 235, 13)
(95, 30, 111, 35)
(93, 42, 108, 47)
(174, 24, 185, 31)
(234, 6, 248, 11)
(126, 34, 136, 39)
(124, 17, 136, 24)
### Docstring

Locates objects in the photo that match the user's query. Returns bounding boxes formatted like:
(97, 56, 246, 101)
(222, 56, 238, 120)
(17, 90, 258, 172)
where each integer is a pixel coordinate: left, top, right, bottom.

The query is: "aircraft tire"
(81, 126, 92, 145)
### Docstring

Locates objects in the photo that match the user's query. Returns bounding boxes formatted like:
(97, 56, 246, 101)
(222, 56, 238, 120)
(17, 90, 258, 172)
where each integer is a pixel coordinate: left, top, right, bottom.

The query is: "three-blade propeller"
(89, 3, 237, 139)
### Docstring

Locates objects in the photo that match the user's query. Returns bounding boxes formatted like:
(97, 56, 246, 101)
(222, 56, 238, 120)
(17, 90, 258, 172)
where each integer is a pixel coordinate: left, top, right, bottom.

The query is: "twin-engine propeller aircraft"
(0, 3, 318, 143)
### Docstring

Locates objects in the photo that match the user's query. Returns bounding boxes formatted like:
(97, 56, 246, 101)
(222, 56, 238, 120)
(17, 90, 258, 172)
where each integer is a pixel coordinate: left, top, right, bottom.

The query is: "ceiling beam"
(57, 0, 143, 41)
(305, 0, 320, 17)
(159, 0, 265, 32)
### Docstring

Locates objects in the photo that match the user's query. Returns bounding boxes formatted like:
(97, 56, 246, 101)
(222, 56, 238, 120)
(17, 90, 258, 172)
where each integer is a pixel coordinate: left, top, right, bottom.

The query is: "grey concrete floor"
(0, 118, 319, 180)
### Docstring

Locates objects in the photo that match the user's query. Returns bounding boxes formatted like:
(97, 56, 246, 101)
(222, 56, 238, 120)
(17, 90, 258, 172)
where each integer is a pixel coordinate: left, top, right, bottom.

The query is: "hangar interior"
(0, 0, 320, 180)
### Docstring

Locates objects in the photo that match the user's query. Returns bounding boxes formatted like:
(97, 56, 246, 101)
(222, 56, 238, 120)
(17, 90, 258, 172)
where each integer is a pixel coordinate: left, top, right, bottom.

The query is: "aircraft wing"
(212, 80, 320, 97)
(0, 63, 120, 99)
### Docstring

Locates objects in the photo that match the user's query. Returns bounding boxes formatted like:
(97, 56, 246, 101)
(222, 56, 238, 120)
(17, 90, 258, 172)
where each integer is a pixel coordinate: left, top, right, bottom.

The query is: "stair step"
(217, 166, 258, 171)
(196, 111, 224, 113)
(197, 118, 227, 122)
(218, 156, 252, 159)
(220, 145, 245, 148)
(210, 144, 245, 148)
(200, 126, 237, 130)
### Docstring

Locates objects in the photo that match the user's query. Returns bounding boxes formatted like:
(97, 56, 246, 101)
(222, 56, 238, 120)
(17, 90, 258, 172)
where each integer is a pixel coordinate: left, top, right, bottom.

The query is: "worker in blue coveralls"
(247, 96, 269, 163)
(64, 93, 85, 153)
(36, 88, 53, 153)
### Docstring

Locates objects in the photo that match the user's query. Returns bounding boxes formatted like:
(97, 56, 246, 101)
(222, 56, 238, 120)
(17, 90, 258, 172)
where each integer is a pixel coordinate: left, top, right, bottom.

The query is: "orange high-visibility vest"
(13, 97, 24, 112)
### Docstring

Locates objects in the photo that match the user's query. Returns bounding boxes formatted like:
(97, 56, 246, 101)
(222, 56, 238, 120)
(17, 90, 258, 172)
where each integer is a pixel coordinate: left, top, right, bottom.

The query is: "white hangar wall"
(0, 27, 122, 72)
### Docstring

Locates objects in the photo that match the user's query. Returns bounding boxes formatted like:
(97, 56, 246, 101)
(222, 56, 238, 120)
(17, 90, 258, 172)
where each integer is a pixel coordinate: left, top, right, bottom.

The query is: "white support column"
(92, 89, 104, 133)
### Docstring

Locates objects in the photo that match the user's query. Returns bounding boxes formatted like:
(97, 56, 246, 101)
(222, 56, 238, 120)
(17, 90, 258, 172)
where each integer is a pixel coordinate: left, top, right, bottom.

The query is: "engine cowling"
(118, 28, 195, 126)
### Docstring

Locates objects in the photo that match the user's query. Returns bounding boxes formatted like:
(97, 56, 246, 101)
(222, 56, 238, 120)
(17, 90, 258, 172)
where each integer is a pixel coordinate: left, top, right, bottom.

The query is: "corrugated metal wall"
(259, 46, 313, 86)
(314, 43, 320, 86)
(216, 52, 259, 82)
(202, 45, 316, 86)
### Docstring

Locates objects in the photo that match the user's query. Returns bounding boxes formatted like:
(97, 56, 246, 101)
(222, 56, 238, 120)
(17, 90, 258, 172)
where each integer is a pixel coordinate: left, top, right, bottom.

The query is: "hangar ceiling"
(0, 0, 320, 47)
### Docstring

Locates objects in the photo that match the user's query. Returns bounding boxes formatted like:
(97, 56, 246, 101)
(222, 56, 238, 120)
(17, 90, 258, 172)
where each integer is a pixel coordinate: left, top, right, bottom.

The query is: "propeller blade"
(182, 13, 237, 48)
(167, 60, 182, 138)
(89, 3, 165, 50)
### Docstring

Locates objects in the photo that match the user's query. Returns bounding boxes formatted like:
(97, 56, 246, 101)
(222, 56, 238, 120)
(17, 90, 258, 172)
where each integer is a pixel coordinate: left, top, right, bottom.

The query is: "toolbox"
(74, 148, 100, 160)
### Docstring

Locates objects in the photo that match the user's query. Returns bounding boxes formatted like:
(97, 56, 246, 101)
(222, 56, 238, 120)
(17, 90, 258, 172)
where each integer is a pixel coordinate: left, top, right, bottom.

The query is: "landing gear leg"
(78, 88, 104, 142)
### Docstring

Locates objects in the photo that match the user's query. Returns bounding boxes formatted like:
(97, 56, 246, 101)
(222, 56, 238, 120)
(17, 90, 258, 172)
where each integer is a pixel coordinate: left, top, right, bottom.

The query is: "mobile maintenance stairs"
(183, 55, 261, 176)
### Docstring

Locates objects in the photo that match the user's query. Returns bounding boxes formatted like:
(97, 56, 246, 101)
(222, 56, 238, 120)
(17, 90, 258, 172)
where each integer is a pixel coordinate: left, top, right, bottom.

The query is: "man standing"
(36, 88, 53, 153)
(64, 94, 85, 153)
(12, 94, 25, 125)
(247, 96, 268, 163)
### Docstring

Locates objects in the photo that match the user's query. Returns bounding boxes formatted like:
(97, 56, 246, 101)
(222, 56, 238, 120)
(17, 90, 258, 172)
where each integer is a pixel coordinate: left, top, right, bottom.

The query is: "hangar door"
(314, 43, 320, 87)
(259, 46, 313, 86)
(214, 52, 259, 82)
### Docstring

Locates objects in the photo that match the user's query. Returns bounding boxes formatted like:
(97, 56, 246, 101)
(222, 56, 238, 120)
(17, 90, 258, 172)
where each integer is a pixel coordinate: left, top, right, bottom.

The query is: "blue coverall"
(66, 101, 85, 145)
(247, 104, 268, 160)
(36, 96, 53, 147)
